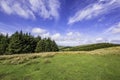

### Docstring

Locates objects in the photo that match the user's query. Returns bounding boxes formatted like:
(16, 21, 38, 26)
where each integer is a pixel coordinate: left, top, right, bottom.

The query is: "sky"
(0, 0, 120, 46)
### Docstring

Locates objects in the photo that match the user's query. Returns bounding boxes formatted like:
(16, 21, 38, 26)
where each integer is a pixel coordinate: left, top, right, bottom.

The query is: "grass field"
(0, 47, 120, 80)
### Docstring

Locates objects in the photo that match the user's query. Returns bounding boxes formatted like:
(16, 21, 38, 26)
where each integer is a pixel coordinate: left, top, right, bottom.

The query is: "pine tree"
(8, 31, 23, 54)
(35, 40, 45, 52)
(1, 31, 59, 54)
(44, 38, 52, 52)
(27, 34, 36, 53)
(0, 33, 9, 54)
(35, 36, 41, 43)
(51, 40, 59, 51)
(22, 33, 36, 53)
(34, 36, 41, 51)
(35, 38, 59, 53)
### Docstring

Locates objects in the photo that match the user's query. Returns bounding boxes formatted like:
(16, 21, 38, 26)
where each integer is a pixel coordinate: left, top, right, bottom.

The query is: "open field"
(0, 47, 120, 80)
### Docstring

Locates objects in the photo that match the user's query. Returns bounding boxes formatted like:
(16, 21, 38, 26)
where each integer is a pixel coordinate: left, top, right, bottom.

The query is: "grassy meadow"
(0, 47, 120, 80)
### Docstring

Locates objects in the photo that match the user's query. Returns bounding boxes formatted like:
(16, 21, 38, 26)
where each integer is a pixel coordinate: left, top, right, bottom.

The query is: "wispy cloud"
(105, 22, 120, 34)
(68, 0, 120, 24)
(0, 22, 16, 35)
(95, 22, 120, 44)
(0, 0, 60, 20)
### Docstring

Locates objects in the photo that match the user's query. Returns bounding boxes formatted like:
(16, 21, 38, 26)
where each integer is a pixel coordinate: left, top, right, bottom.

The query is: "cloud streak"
(95, 22, 120, 44)
(68, 0, 120, 24)
(0, 0, 60, 20)
(105, 22, 120, 34)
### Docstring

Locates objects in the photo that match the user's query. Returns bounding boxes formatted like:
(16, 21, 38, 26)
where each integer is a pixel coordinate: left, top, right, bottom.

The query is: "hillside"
(60, 43, 120, 51)
(0, 47, 120, 80)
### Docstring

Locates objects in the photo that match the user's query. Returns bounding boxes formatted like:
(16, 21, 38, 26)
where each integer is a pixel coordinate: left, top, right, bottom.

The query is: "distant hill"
(59, 46, 72, 51)
(60, 43, 120, 51)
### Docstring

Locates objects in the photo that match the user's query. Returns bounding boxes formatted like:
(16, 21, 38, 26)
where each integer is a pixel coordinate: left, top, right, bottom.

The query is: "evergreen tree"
(8, 31, 23, 54)
(44, 38, 52, 52)
(51, 40, 59, 51)
(35, 38, 59, 52)
(22, 33, 36, 53)
(0, 31, 59, 54)
(0, 33, 9, 54)
(35, 36, 41, 43)
(35, 40, 45, 52)
(34, 36, 41, 51)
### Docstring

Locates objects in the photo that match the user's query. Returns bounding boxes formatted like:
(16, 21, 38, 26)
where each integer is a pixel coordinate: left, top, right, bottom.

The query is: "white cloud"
(42, 32, 50, 38)
(53, 32, 82, 46)
(51, 33, 61, 40)
(28, 26, 120, 46)
(0, 0, 12, 14)
(68, 0, 120, 24)
(96, 37, 108, 43)
(94, 22, 120, 44)
(32, 27, 46, 34)
(66, 32, 73, 36)
(56, 41, 81, 46)
(96, 37, 103, 41)
(0, 0, 60, 20)
(105, 22, 120, 34)
(32, 29, 82, 46)
(112, 23, 120, 34)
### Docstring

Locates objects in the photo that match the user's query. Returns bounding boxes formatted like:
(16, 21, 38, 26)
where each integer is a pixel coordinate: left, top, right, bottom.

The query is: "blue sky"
(0, 0, 120, 46)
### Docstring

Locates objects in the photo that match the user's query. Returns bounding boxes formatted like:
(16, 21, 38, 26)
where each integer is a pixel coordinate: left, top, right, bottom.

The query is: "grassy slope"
(60, 43, 120, 51)
(0, 47, 120, 80)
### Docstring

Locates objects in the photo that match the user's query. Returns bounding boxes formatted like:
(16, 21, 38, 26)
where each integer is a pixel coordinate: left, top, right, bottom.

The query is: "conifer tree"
(35, 36, 41, 43)
(35, 38, 59, 52)
(51, 40, 59, 51)
(0, 31, 59, 54)
(8, 31, 23, 54)
(44, 38, 52, 52)
(35, 40, 45, 52)
(22, 33, 36, 53)
(0, 33, 9, 54)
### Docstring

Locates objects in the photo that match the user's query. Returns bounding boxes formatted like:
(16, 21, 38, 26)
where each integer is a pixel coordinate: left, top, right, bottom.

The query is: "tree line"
(0, 31, 59, 55)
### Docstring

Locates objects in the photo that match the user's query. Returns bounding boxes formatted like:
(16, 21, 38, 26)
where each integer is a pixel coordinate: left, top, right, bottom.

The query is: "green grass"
(0, 47, 120, 80)
(60, 43, 120, 51)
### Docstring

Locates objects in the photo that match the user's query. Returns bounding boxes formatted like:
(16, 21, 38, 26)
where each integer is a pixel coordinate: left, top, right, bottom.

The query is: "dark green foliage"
(34, 36, 41, 49)
(0, 34, 9, 54)
(8, 31, 23, 54)
(61, 43, 120, 51)
(35, 38, 59, 52)
(21, 33, 36, 53)
(44, 38, 52, 52)
(0, 31, 59, 54)
(51, 40, 59, 51)
(35, 40, 45, 52)
(8, 31, 46, 54)
(35, 36, 41, 43)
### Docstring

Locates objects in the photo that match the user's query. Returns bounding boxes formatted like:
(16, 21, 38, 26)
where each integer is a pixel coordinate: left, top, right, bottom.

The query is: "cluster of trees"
(0, 31, 59, 55)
